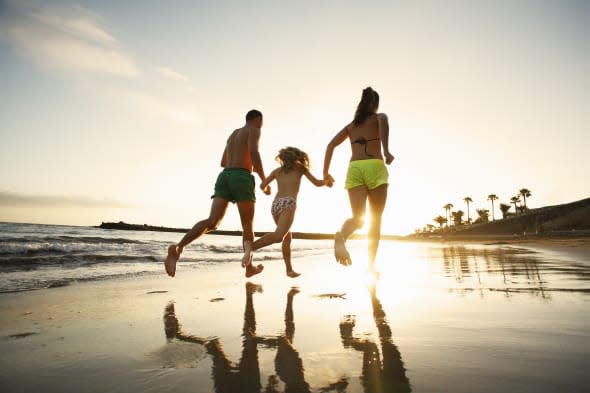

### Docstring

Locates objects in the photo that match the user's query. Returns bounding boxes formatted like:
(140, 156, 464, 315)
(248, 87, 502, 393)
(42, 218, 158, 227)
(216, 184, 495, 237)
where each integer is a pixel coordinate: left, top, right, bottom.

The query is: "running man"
(165, 110, 270, 278)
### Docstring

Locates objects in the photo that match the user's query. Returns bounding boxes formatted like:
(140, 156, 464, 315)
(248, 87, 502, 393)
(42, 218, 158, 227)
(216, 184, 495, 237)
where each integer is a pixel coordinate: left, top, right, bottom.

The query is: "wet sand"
(1, 239, 589, 393)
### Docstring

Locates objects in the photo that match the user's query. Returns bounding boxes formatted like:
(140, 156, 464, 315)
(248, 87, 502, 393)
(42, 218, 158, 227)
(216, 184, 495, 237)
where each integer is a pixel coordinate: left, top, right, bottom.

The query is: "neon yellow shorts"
(344, 159, 389, 190)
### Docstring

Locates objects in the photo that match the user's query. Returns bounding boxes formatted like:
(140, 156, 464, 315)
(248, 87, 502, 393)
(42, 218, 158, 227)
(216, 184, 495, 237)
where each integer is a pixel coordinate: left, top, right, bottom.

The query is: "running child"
(242, 147, 331, 277)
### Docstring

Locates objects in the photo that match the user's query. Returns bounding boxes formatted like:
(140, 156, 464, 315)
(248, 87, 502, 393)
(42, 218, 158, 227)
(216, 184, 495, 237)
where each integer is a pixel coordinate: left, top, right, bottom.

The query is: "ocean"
(0, 222, 333, 293)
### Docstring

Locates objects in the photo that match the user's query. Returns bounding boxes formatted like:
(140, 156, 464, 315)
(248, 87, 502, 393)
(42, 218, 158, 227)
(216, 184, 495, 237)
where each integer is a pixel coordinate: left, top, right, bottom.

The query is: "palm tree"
(463, 197, 473, 224)
(499, 203, 511, 219)
(510, 196, 521, 215)
(487, 194, 498, 221)
(519, 188, 531, 210)
(434, 215, 447, 229)
(443, 203, 454, 227)
(452, 210, 464, 226)
(476, 208, 490, 223)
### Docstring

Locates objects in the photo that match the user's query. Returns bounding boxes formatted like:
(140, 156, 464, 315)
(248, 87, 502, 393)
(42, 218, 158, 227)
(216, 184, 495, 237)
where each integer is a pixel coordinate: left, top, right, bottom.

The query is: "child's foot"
(245, 282, 263, 295)
(367, 266, 380, 281)
(286, 270, 301, 278)
(245, 263, 264, 278)
(334, 233, 352, 266)
(242, 241, 253, 268)
(165, 244, 180, 277)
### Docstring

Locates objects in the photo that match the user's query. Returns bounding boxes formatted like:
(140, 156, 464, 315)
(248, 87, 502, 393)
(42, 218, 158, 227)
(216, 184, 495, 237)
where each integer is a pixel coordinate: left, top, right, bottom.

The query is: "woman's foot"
(245, 263, 264, 277)
(286, 270, 301, 278)
(165, 244, 180, 277)
(334, 233, 352, 266)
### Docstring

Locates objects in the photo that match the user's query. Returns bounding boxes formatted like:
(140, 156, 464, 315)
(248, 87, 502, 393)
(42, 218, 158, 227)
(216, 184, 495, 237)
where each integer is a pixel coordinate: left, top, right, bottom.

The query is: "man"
(165, 109, 269, 278)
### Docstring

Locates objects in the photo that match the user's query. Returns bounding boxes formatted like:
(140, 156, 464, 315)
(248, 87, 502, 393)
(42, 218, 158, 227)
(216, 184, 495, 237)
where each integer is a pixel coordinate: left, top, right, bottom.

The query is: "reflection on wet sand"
(163, 281, 412, 392)
(163, 283, 344, 392)
(340, 284, 411, 393)
(440, 246, 590, 297)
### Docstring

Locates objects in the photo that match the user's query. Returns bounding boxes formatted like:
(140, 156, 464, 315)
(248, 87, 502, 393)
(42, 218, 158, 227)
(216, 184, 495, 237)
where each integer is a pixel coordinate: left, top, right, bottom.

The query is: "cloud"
(155, 66, 189, 83)
(0, 1, 139, 77)
(0, 191, 132, 208)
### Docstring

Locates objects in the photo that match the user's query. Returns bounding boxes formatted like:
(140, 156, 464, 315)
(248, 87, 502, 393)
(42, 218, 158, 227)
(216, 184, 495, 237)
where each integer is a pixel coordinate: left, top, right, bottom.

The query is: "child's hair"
(276, 146, 310, 172)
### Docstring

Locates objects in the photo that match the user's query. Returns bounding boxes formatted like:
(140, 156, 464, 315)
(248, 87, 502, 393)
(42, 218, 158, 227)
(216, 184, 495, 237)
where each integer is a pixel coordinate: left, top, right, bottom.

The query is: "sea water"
(0, 222, 332, 293)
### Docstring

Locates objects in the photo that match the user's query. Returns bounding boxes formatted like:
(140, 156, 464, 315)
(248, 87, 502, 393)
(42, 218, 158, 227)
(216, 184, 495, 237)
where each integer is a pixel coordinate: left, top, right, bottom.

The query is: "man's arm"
(220, 146, 228, 167)
(248, 128, 266, 181)
(377, 113, 394, 164)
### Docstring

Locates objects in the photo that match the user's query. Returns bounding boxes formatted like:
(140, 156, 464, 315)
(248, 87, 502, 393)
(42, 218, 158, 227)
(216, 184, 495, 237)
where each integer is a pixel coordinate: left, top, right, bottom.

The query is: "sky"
(1, 0, 589, 235)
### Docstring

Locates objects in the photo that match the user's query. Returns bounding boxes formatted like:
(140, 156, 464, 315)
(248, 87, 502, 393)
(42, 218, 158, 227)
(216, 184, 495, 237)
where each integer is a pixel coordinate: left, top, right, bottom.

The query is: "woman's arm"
(377, 113, 394, 164)
(323, 125, 349, 184)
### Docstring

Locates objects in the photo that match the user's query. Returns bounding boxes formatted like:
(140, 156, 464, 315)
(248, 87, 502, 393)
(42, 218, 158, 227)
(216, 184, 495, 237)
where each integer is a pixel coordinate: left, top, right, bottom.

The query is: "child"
(242, 147, 331, 277)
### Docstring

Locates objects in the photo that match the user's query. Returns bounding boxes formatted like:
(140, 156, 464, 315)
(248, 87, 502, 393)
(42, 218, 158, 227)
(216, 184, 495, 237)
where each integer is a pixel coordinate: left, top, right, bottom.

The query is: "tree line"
(424, 188, 532, 233)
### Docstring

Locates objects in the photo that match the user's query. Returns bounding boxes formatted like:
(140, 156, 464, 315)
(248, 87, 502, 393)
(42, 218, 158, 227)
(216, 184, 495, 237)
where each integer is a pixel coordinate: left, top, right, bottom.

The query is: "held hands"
(384, 152, 394, 165)
(324, 174, 335, 188)
(260, 184, 271, 195)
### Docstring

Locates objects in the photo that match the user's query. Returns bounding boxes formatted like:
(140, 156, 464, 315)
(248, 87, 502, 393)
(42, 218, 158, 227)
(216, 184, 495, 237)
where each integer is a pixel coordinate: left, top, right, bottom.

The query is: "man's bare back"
(223, 126, 260, 171)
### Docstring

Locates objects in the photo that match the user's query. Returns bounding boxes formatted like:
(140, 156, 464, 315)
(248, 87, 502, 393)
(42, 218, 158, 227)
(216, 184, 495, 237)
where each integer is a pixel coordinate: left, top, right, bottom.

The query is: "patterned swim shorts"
(271, 196, 297, 221)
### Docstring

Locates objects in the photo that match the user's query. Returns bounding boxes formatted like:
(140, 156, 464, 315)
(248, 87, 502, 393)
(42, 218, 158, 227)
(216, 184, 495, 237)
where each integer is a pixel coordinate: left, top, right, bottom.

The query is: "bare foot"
(245, 282, 263, 295)
(245, 263, 264, 278)
(286, 270, 301, 278)
(165, 244, 180, 277)
(334, 234, 352, 266)
(242, 241, 253, 268)
(288, 287, 300, 297)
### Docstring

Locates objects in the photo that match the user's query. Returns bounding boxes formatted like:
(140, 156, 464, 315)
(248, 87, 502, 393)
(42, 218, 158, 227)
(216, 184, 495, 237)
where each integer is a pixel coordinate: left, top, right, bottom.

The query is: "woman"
(323, 87, 394, 271)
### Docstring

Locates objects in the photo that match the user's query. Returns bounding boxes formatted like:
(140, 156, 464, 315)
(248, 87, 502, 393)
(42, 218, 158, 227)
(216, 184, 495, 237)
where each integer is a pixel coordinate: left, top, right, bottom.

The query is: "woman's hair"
(352, 87, 379, 125)
(276, 146, 310, 172)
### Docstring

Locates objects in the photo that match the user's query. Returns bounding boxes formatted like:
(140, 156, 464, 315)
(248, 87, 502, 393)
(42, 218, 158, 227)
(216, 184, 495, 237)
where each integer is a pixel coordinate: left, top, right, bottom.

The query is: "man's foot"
(334, 233, 352, 266)
(165, 244, 180, 277)
(286, 270, 301, 278)
(245, 263, 264, 278)
(242, 241, 253, 268)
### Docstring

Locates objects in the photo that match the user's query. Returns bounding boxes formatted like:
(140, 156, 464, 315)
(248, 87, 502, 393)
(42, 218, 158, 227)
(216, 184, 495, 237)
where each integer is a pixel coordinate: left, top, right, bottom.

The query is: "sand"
(1, 239, 589, 393)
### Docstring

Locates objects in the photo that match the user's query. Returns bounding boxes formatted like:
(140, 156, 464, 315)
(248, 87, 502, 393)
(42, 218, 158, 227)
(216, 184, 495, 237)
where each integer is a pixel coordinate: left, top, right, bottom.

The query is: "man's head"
(246, 109, 263, 128)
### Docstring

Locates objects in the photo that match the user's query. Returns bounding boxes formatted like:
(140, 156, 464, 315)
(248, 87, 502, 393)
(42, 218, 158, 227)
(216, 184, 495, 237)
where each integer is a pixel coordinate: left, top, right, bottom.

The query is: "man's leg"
(165, 197, 229, 277)
(334, 186, 368, 266)
(237, 200, 263, 277)
(367, 185, 388, 271)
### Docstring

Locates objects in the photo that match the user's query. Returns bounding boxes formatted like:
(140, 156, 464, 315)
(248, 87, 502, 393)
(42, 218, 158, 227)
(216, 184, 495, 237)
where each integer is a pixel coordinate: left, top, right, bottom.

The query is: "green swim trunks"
(345, 159, 389, 190)
(211, 168, 256, 203)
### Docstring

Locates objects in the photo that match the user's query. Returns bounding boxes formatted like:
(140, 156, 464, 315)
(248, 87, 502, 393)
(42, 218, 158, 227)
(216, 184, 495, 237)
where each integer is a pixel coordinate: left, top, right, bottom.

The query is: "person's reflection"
(270, 287, 311, 393)
(164, 283, 322, 393)
(339, 284, 411, 393)
(163, 282, 262, 392)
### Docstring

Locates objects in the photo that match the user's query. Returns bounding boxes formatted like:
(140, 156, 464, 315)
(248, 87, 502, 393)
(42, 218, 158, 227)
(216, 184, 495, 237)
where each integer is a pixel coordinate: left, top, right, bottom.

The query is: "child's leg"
(282, 231, 300, 277)
(251, 209, 295, 251)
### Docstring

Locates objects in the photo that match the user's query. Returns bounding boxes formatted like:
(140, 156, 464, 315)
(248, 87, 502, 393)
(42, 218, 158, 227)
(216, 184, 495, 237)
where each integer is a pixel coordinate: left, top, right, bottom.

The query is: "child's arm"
(260, 168, 278, 192)
(303, 170, 330, 187)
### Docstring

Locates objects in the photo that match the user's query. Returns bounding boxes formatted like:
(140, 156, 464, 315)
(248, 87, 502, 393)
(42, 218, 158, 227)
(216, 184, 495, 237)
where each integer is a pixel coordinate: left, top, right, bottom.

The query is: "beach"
(1, 224, 590, 392)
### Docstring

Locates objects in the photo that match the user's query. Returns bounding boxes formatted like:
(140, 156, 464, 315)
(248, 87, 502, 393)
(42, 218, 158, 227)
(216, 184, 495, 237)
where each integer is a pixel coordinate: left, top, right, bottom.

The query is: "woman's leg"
(367, 184, 388, 270)
(334, 186, 368, 265)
